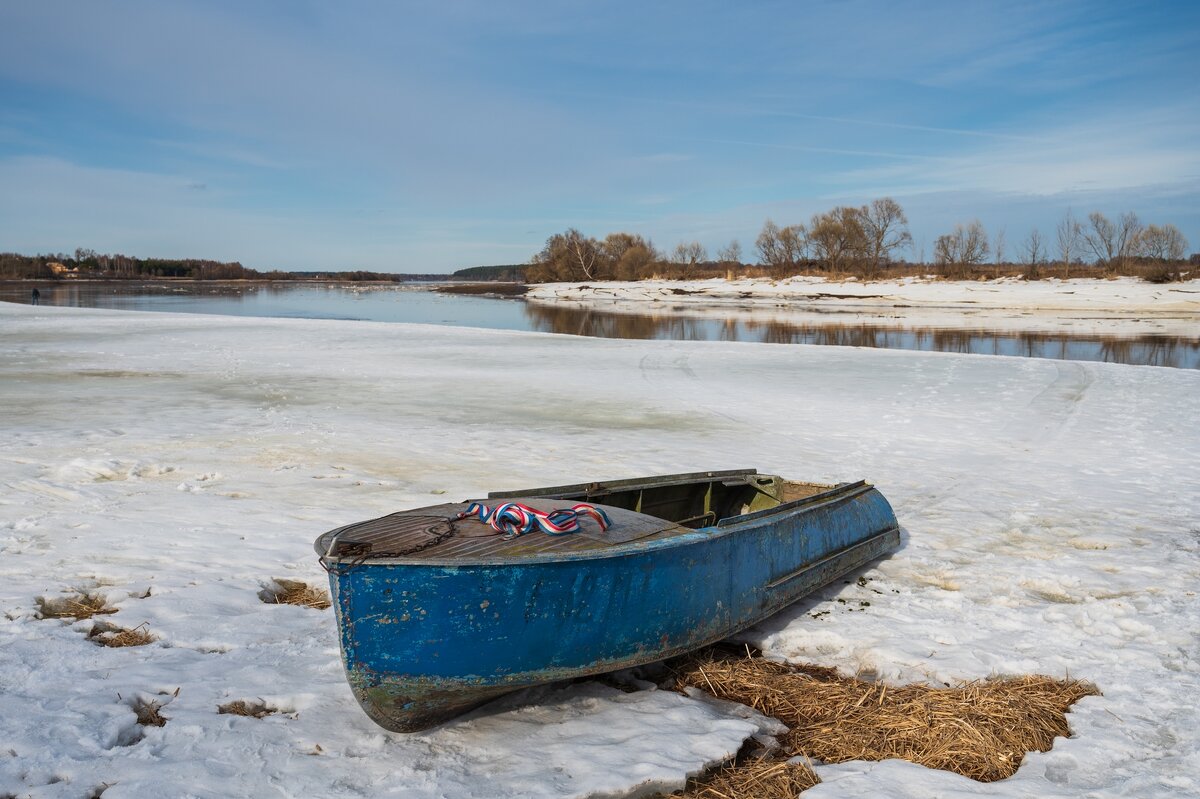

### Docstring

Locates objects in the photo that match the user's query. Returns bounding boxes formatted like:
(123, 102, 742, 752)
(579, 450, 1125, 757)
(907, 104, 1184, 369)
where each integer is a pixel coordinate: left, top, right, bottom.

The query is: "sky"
(1, 1, 1198, 273)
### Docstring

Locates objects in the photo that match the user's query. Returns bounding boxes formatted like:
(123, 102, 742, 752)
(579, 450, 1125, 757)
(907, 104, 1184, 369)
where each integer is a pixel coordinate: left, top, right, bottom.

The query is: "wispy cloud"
(834, 107, 1200, 197)
(149, 138, 299, 171)
(685, 137, 954, 162)
(753, 111, 1048, 142)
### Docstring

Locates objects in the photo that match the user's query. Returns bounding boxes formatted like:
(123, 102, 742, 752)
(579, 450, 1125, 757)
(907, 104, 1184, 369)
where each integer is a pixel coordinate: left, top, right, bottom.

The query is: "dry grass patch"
(675, 758, 819, 799)
(218, 699, 277, 719)
(261, 578, 331, 610)
(670, 647, 1098, 788)
(88, 621, 155, 648)
(131, 696, 167, 727)
(37, 591, 117, 621)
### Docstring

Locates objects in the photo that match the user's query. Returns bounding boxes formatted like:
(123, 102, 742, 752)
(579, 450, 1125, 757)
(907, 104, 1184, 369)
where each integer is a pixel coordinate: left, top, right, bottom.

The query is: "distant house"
(46, 262, 80, 277)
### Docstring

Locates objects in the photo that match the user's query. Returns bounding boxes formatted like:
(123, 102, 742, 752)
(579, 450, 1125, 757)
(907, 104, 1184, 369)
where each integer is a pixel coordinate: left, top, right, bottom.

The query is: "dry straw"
(676, 758, 819, 799)
(88, 621, 155, 648)
(218, 699, 276, 719)
(263, 579, 331, 610)
(37, 592, 117, 621)
(668, 647, 1098, 793)
(132, 696, 168, 727)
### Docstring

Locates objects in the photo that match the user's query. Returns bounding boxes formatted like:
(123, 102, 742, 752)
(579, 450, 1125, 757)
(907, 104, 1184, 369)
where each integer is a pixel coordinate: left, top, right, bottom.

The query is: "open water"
(4, 281, 1197, 369)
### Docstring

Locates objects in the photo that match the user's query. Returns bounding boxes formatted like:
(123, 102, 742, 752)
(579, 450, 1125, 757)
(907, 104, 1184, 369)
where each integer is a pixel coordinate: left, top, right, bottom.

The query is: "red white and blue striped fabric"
(459, 501, 612, 538)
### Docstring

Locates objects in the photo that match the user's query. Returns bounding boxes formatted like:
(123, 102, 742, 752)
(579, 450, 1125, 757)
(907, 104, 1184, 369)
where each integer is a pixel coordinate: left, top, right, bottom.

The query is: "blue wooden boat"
(315, 469, 899, 732)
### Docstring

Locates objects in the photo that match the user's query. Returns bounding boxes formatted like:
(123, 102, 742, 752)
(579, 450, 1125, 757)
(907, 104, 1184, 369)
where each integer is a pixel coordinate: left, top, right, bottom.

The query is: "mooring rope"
(458, 501, 612, 539)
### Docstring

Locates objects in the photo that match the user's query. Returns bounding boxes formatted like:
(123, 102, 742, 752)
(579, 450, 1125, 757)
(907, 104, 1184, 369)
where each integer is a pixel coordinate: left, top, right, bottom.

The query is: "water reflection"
(523, 303, 1200, 369)
(0, 281, 531, 329)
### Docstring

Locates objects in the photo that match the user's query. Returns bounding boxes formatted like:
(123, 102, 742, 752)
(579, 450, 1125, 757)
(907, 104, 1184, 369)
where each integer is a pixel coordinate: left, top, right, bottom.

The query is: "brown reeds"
(37, 591, 117, 621)
(670, 648, 1099, 786)
(88, 621, 155, 648)
(218, 699, 276, 719)
(676, 759, 819, 799)
(131, 696, 167, 727)
(262, 579, 331, 610)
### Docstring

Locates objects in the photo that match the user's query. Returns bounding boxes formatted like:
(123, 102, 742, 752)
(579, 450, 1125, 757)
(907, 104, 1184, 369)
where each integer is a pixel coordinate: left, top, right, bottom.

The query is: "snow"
(525, 276, 1200, 337)
(2, 300, 1198, 798)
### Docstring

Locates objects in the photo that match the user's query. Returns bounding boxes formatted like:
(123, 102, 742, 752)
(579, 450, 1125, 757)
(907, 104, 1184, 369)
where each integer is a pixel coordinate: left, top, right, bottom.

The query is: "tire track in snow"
(638, 350, 740, 424)
(895, 360, 1095, 521)
(1004, 361, 1095, 451)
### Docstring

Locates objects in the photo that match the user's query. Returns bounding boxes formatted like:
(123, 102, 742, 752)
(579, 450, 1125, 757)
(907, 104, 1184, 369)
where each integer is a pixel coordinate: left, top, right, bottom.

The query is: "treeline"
(927, 211, 1190, 283)
(0, 251, 257, 280)
(452, 264, 527, 281)
(0, 249, 408, 282)
(524, 200, 1194, 284)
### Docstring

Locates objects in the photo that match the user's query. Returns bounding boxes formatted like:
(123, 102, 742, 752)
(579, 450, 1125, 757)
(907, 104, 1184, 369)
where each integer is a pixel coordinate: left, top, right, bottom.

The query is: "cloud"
(834, 108, 1200, 197)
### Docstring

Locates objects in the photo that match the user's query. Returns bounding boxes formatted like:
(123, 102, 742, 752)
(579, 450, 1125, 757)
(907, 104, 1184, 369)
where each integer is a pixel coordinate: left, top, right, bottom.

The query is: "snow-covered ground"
(1, 301, 1198, 798)
(525, 276, 1200, 337)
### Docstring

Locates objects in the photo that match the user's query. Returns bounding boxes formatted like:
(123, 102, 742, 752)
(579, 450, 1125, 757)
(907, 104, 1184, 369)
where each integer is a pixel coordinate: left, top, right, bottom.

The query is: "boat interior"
(491, 469, 833, 529)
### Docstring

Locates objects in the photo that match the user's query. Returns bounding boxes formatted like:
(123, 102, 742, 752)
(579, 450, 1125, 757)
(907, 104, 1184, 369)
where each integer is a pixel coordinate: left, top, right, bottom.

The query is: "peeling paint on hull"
(320, 479, 899, 732)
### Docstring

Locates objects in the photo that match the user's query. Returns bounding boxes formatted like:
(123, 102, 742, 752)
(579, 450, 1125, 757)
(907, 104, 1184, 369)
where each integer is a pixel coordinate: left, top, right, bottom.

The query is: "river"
(3, 281, 1196, 368)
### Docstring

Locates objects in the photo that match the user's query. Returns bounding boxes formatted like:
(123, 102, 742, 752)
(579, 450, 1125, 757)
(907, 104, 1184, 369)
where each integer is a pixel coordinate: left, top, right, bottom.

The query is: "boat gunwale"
(315, 479, 881, 568)
(485, 468, 760, 500)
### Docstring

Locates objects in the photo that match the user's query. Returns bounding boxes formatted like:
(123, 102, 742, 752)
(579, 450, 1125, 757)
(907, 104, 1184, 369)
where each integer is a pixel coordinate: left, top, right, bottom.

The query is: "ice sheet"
(1, 302, 1197, 797)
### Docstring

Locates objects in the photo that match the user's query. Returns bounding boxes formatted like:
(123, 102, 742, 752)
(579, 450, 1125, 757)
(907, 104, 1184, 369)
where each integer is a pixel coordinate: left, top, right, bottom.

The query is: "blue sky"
(2, 1, 1198, 272)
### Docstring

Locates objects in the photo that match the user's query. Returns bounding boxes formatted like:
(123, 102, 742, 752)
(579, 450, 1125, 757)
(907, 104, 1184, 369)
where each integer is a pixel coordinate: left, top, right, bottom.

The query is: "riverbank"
(524, 276, 1200, 338)
(1, 302, 1198, 797)
(525, 276, 1200, 312)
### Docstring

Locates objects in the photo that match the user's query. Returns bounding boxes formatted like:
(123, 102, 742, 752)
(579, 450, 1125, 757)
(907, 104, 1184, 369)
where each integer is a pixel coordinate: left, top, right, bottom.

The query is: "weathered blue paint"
(320, 480, 898, 732)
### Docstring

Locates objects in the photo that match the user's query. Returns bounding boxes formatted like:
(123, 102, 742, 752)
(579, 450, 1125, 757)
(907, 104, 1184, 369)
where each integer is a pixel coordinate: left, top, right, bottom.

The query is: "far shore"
(522, 275, 1200, 339)
(523, 275, 1200, 314)
(0, 277, 451, 286)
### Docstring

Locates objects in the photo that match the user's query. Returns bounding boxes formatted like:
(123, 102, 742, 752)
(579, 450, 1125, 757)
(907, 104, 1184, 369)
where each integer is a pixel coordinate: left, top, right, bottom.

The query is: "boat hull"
(324, 480, 899, 732)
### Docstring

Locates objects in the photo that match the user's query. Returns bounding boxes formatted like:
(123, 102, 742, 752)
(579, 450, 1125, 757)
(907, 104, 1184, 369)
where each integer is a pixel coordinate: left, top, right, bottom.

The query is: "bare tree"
(934, 220, 989, 275)
(1055, 210, 1082, 278)
(1022, 226, 1041, 277)
(1115, 212, 1144, 269)
(1137, 224, 1188, 260)
(672, 241, 707, 269)
(778, 224, 808, 265)
(717, 239, 742, 265)
(602, 232, 642, 263)
(756, 220, 784, 266)
(603, 232, 659, 280)
(567, 230, 601, 279)
(529, 228, 606, 281)
(1083, 211, 1142, 269)
(1136, 223, 1189, 282)
(1082, 211, 1116, 265)
(755, 220, 807, 269)
(993, 227, 1006, 264)
(809, 207, 867, 271)
(858, 197, 912, 274)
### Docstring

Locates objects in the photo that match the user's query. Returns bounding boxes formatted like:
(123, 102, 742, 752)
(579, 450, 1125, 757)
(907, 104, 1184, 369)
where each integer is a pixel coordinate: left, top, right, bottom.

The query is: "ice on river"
(1, 302, 1197, 798)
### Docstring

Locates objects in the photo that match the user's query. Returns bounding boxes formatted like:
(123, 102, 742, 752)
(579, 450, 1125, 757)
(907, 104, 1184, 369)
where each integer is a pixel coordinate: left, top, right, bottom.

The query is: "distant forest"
(450, 264, 527, 281)
(0, 249, 438, 282)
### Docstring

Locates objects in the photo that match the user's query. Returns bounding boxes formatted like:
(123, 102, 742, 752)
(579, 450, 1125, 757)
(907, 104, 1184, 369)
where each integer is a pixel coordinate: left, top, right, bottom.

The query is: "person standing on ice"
(31, 288, 40, 306)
